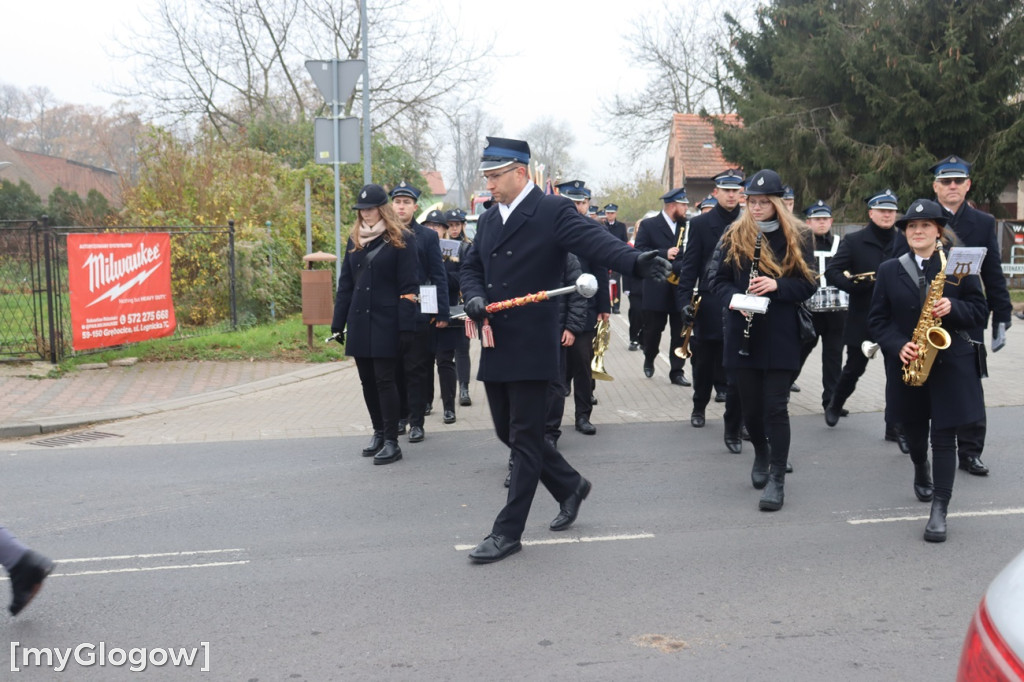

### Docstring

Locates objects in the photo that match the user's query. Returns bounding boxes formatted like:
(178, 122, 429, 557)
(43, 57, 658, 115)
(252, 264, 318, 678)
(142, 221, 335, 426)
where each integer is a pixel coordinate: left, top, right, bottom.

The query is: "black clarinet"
(738, 233, 762, 357)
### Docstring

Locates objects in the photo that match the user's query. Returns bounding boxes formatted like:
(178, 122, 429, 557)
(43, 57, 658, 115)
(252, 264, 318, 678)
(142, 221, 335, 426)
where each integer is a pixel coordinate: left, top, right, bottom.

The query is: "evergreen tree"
(0, 179, 44, 221)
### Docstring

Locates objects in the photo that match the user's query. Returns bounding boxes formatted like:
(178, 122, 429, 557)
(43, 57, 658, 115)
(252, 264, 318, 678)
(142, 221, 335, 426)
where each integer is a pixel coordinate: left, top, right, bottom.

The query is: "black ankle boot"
(924, 498, 948, 542)
(362, 431, 385, 457)
(759, 470, 785, 511)
(913, 460, 934, 502)
(751, 442, 770, 489)
(373, 440, 403, 465)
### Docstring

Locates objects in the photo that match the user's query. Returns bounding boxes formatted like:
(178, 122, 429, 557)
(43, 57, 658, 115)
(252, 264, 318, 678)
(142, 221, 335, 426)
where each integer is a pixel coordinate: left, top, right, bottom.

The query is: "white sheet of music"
(945, 246, 986, 277)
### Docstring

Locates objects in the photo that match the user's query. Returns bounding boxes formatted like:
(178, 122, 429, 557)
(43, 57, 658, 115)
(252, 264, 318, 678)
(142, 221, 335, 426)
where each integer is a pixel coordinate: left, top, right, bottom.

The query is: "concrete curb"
(0, 361, 353, 440)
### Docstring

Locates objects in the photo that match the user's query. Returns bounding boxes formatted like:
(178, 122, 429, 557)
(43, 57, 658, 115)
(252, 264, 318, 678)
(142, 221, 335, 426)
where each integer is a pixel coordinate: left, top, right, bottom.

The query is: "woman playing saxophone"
(867, 199, 988, 543)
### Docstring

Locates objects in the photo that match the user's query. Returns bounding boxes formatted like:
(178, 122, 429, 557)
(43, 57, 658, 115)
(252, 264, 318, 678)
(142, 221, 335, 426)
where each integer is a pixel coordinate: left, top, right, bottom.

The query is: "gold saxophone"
(591, 318, 614, 381)
(665, 220, 687, 286)
(902, 240, 952, 387)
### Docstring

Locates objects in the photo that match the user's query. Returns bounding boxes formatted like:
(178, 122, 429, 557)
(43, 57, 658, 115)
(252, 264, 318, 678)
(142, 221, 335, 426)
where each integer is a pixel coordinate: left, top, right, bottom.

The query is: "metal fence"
(0, 219, 238, 363)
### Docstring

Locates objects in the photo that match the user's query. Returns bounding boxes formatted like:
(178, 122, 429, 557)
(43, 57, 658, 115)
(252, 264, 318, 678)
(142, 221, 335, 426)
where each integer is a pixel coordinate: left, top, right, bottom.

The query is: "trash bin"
(301, 251, 338, 348)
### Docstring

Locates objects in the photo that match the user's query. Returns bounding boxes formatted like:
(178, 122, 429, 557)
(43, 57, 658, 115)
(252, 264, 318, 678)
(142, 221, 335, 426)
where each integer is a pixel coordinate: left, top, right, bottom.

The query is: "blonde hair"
(721, 195, 815, 282)
(351, 203, 407, 251)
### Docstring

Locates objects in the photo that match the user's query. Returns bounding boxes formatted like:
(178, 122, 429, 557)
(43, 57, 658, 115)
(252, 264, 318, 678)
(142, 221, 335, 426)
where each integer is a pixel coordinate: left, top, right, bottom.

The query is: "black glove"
(634, 250, 672, 283)
(464, 296, 488, 322)
(329, 328, 344, 345)
(399, 331, 415, 350)
(681, 304, 696, 327)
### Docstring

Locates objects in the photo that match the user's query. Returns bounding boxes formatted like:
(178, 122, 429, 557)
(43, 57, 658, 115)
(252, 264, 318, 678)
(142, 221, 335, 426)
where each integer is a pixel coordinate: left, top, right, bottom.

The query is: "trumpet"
(591, 318, 614, 381)
(674, 292, 701, 359)
(843, 270, 876, 284)
(665, 220, 687, 285)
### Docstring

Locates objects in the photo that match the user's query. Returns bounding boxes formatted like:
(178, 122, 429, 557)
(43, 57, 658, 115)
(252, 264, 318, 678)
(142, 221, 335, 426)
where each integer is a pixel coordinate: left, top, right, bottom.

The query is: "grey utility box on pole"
(305, 58, 366, 280)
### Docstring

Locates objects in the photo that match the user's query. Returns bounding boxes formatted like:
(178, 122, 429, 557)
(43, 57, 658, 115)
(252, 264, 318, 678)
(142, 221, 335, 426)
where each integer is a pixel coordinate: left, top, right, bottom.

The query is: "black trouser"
(567, 330, 595, 421)
(628, 293, 644, 344)
(642, 309, 685, 377)
(354, 356, 400, 441)
(690, 336, 722, 413)
(455, 332, 471, 387)
(903, 421, 957, 501)
(957, 419, 986, 464)
(485, 380, 582, 541)
(734, 368, 792, 469)
(397, 323, 435, 428)
(833, 342, 899, 431)
(431, 348, 456, 412)
(794, 311, 846, 408)
(545, 346, 569, 441)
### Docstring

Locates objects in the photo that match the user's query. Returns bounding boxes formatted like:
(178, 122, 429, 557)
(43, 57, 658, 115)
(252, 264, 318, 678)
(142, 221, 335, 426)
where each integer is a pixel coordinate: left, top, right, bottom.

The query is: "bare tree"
(439, 104, 502, 209)
(596, 1, 740, 162)
(115, 0, 492, 149)
(0, 84, 30, 145)
(520, 117, 578, 184)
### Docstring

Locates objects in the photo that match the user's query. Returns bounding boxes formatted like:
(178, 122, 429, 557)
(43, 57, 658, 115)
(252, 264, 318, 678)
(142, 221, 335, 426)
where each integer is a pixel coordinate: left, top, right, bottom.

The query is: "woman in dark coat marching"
(711, 169, 817, 511)
(332, 184, 419, 465)
(867, 199, 987, 542)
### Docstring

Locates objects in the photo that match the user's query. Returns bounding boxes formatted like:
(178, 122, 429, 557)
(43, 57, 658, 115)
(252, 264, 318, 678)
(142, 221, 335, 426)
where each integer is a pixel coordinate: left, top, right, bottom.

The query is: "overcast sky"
(1, 0, 715, 193)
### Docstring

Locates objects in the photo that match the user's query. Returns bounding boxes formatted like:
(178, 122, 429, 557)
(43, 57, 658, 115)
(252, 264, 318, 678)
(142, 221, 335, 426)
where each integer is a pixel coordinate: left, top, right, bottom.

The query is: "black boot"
(759, 469, 785, 511)
(924, 498, 948, 542)
(373, 440, 403, 465)
(824, 397, 843, 428)
(913, 460, 934, 502)
(459, 384, 472, 406)
(8, 550, 55, 616)
(751, 441, 770, 489)
(361, 431, 385, 457)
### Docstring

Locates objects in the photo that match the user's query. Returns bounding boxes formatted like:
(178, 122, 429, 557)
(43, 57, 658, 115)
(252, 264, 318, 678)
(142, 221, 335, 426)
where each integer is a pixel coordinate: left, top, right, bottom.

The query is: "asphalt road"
(3, 407, 1022, 680)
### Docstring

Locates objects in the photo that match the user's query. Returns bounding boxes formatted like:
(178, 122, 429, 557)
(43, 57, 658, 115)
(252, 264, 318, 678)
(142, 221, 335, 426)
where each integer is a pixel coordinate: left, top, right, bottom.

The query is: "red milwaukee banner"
(67, 233, 177, 350)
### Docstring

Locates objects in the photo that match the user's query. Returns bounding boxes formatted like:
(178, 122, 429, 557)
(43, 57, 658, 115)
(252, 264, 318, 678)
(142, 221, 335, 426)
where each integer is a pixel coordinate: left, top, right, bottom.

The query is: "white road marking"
(50, 561, 250, 578)
(57, 548, 246, 564)
(847, 507, 1024, 525)
(455, 532, 655, 551)
(0, 548, 250, 581)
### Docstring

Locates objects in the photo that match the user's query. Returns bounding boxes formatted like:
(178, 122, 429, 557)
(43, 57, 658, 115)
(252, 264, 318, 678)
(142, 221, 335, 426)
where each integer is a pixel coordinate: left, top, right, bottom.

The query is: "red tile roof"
(422, 170, 447, 197)
(668, 113, 742, 183)
(3, 142, 120, 206)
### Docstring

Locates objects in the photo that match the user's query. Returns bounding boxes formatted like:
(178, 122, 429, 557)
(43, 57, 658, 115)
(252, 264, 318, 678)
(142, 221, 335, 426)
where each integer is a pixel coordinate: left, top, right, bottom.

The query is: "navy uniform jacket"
(892, 202, 1012, 339)
(673, 203, 741, 341)
(408, 221, 451, 325)
(635, 212, 684, 312)
(332, 235, 419, 358)
(460, 186, 640, 383)
(437, 239, 470, 352)
(606, 220, 628, 243)
(867, 252, 988, 427)
(711, 229, 817, 370)
(825, 222, 896, 346)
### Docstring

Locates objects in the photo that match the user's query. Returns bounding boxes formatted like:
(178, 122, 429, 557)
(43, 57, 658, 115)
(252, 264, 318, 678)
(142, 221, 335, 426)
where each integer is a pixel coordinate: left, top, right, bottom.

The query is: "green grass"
(1011, 288, 1024, 303)
(59, 314, 345, 371)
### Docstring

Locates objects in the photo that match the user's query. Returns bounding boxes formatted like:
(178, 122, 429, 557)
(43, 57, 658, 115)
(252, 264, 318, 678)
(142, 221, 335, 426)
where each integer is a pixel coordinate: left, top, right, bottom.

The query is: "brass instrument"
(591, 318, 614, 381)
(902, 240, 951, 386)
(843, 270, 876, 284)
(738, 234, 763, 357)
(674, 293, 701, 359)
(665, 219, 687, 285)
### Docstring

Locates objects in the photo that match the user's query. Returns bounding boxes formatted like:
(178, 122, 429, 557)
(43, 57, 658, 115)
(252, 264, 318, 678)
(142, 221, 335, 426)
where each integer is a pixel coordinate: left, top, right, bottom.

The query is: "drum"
(807, 286, 849, 312)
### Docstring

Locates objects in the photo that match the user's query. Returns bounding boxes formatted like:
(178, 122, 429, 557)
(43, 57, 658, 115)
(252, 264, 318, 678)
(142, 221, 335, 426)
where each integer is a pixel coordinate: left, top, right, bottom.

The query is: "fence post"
(39, 216, 60, 363)
(228, 220, 238, 329)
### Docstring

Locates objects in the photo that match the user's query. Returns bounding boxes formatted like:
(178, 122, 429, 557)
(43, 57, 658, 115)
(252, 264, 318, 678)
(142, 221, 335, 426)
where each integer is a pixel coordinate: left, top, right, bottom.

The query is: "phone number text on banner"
(68, 233, 177, 351)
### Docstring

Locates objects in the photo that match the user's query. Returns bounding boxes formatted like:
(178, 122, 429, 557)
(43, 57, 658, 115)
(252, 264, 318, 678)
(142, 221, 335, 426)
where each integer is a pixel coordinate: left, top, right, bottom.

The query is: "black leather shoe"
(443, 410, 456, 424)
(424, 404, 433, 416)
(690, 412, 705, 428)
(785, 461, 793, 473)
(590, 394, 598, 405)
(397, 419, 408, 435)
(724, 432, 742, 453)
(959, 456, 989, 476)
(840, 408, 849, 417)
(914, 460, 934, 502)
(408, 426, 425, 443)
(373, 440, 402, 465)
(8, 550, 54, 616)
(824, 402, 841, 427)
(740, 425, 750, 441)
(468, 534, 522, 563)
(924, 498, 948, 542)
(790, 383, 801, 393)
(759, 473, 785, 511)
(628, 341, 640, 351)
(671, 373, 691, 386)
(714, 391, 727, 403)
(550, 478, 591, 531)
(897, 433, 910, 454)
(643, 361, 654, 378)
(362, 431, 385, 457)
(575, 418, 596, 435)
(751, 444, 770, 488)
(459, 386, 472, 406)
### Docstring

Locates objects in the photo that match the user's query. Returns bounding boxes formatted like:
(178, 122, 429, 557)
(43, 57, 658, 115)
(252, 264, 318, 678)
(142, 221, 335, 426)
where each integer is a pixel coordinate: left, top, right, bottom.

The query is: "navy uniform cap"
(744, 170, 785, 197)
(700, 195, 718, 210)
(352, 184, 388, 209)
(596, 210, 606, 218)
(804, 200, 832, 218)
(604, 203, 619, 212)
(866, 189, 899, 211)
(895, 198, 949, 230)
(714, 169, 745, 189)
(389, 181, 421, 200)
(781, 185, 795, 199)
(588, 204, 598, 213)
(930, 155, 971, 179)
(445, 209, 466, 223)
(556, 179, 589, 201)
(423, 209, 448, 226)
(660, 187, 688, 203)
(480, 136, 530, 171)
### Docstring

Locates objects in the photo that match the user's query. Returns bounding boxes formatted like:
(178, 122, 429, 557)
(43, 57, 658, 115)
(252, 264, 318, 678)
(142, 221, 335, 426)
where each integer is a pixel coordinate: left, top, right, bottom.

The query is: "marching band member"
(867, 199, 988, 542)
(711, 170, 817, 511)
(460, 137, 669, 563)
(824, 190, 908, 451)
(446, 209, 474, 407)
(422, 209, 460, 424)
(604, 203, 629, 314)
(332, 184, 419, 465)
(635, 187, 691, 385)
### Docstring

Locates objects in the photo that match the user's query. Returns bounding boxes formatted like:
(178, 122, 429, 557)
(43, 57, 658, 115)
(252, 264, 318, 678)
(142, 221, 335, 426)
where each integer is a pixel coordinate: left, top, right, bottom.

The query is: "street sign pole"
(361, 0, 371, 184)
(332, 60, 342, 281)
